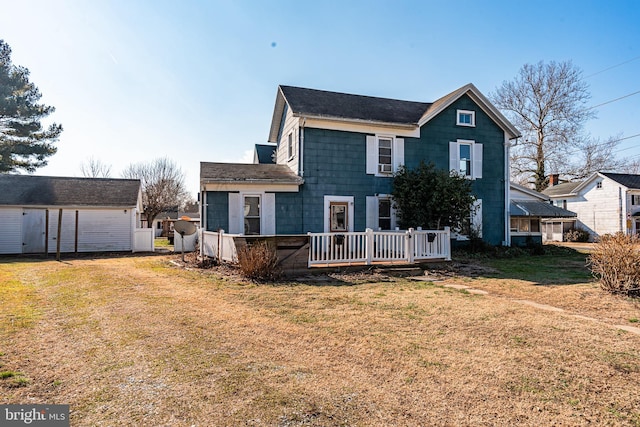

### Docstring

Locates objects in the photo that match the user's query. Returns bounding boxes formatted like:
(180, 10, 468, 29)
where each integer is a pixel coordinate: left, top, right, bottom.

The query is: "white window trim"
(366, 194, 398, 231)
(228, 192, 276, 235)
(377, 135, 394, 175)
(454, 199, 482, 241)
(287, 132, 294, 161)
(457, 109, 475, 127)
(243, 194, 261, 235)
(323, 195, 354, 233)
(366, 135, 405, 176)
(449, 139, 482, 180)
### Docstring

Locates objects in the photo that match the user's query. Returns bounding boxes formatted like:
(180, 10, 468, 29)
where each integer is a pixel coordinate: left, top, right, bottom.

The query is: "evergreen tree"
(0, 39, 62, 172)
(392, 161, 476, 231)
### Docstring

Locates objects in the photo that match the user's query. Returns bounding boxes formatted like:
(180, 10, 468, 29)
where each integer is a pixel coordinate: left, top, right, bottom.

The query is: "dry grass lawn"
(1, 249, 640, 426)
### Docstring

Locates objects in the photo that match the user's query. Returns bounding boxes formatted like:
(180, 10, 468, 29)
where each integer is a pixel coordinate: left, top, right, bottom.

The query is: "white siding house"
(509, 182, 576, 245)
(543, 172, 640, 241)
(0, 175, 146, 255)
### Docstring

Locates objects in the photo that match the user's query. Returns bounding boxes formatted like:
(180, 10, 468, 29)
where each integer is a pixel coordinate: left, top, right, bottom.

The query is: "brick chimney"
(548, 174, 560, 187)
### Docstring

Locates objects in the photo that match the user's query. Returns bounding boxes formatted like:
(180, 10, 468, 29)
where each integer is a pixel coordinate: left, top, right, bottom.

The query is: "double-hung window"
(458, 143, 472, 177)
(365, 195, 396, 230)
(366, 135, 404, 176)
(449, 139, 482, 179)
(287, 132, 294, 160)
(243, 195, 261, 235)
(378, 199, 392, 230)
(378, 137, 393, 174)
(632, 195, 640, 205)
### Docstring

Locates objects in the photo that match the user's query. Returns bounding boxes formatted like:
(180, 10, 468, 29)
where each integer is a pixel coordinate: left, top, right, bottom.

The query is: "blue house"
(200, 83, 520, 248)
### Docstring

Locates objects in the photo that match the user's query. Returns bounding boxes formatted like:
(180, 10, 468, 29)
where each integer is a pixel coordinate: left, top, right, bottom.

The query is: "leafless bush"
(564, 227, 590, 242)
(588, 233, 640, 296)
(237, 241, 281, 282)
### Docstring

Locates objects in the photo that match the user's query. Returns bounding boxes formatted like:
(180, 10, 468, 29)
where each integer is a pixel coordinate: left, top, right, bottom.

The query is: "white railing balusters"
(308, 228, 451, 267)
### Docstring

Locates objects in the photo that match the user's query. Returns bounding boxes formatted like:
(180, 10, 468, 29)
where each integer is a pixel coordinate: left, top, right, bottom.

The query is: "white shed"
(0, 175, 146, 254)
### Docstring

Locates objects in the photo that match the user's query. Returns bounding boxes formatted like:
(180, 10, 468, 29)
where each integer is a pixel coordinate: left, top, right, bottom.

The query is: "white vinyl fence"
(201, 230, 238, 262)
(308, 228, 450, 267)
(133, 228, 155, 252)
(174, 232, 198, 252)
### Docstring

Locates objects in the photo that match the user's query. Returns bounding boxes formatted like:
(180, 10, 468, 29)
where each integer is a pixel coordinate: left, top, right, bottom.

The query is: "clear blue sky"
(1, 0, 639, 196)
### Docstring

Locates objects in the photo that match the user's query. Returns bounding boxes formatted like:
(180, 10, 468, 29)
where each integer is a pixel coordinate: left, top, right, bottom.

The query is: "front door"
(22, 209, 46, 253)
(329, 202, 348, 232)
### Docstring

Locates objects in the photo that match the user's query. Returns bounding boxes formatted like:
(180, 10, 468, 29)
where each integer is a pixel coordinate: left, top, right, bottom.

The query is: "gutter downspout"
(200, 187, 206, 257)
(504, 134, 517, 246)
(299, 118, 305, 177)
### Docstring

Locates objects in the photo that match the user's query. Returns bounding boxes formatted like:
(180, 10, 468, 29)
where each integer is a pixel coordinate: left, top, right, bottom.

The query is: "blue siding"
(300, 128, 392, 233)
(275, 192, 303, 234)
(205, 191, 229, 232)
(297, 95, 507, 244)
(204, 94, 508, 245)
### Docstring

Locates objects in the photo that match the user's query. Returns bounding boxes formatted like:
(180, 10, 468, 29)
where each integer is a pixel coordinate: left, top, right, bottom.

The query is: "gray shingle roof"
(0, 175, 141, 207)
(542, 181, 582, 197)
(279, 85, 432, 125)
(601, 172, 640, 189)
(510, 200, 576, 217)
(200, 162, 303, 184)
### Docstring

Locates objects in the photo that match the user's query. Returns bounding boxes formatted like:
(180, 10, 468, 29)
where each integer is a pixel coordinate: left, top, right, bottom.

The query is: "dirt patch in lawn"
(1, 254, 639, 426)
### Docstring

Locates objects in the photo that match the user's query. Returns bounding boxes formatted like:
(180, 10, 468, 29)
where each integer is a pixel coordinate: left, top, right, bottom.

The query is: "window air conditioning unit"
(378, 164, 392, 174)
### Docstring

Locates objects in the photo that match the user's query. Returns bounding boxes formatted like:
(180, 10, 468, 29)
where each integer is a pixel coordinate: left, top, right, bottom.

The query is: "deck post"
(444, 226, 451, 261)
(406, 228, 414, 263)
(365, 228, 373, 265)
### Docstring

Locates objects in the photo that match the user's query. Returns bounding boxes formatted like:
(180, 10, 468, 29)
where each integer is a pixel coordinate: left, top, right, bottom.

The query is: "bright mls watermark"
(1, 405, 69, 426)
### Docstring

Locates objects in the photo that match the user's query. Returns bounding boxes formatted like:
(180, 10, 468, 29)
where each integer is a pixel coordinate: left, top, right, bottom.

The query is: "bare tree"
(79, 156, 112, 178)
(122, 157, 190, 228)
(565, 134, 629, 180)
(491, 61, 595, 191)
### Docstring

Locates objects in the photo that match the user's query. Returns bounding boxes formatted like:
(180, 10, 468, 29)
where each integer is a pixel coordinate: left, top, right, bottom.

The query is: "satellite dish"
(174, 219, 197, 262)
(174, 219, 197, 236)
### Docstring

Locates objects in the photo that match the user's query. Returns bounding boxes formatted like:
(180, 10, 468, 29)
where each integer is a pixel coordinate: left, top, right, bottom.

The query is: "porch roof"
(510, 200, 576, 218)
(200, 162, 303, 185)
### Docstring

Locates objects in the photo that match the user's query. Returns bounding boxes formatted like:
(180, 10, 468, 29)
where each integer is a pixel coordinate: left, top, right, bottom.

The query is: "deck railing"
(201, 228, 451, 269)
(308, 227, 450, 267)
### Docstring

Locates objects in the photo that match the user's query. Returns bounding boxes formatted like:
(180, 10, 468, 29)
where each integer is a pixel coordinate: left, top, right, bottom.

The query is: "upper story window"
(287, 132, 294, 160)
(449, 139, 482, 179)
(632, 195, 640, 205)
(596, 181, 603, 189)
(457, 110, 475, 127)
(366, 135, 404, 176)
(458, 143, 472, 177)
(378, 137, 393, 174)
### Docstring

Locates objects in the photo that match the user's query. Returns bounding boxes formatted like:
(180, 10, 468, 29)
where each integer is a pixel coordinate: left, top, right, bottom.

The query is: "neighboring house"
(147, 206, 201, 239)
(543, 172, 640, 240)
(148, 209, 178, 237)
(509, 182, 576, 245)
(0, 175, 145, 254)
(201, 83, 520, 246)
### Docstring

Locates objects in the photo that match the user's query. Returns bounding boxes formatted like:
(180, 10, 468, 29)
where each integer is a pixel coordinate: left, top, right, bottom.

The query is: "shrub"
(564, 227, 590, 242)
(588, 233, 640, 296)
(237, 240, 281, 282)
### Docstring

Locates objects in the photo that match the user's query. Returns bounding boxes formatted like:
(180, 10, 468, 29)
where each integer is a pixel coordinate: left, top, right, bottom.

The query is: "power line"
(611, 133, 640, 153)
(585, 55, 640, 78)
(587, 90, 640, 110)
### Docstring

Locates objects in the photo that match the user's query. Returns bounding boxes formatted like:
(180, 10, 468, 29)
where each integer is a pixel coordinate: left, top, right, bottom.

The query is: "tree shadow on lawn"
(443, 246, 595, 286)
